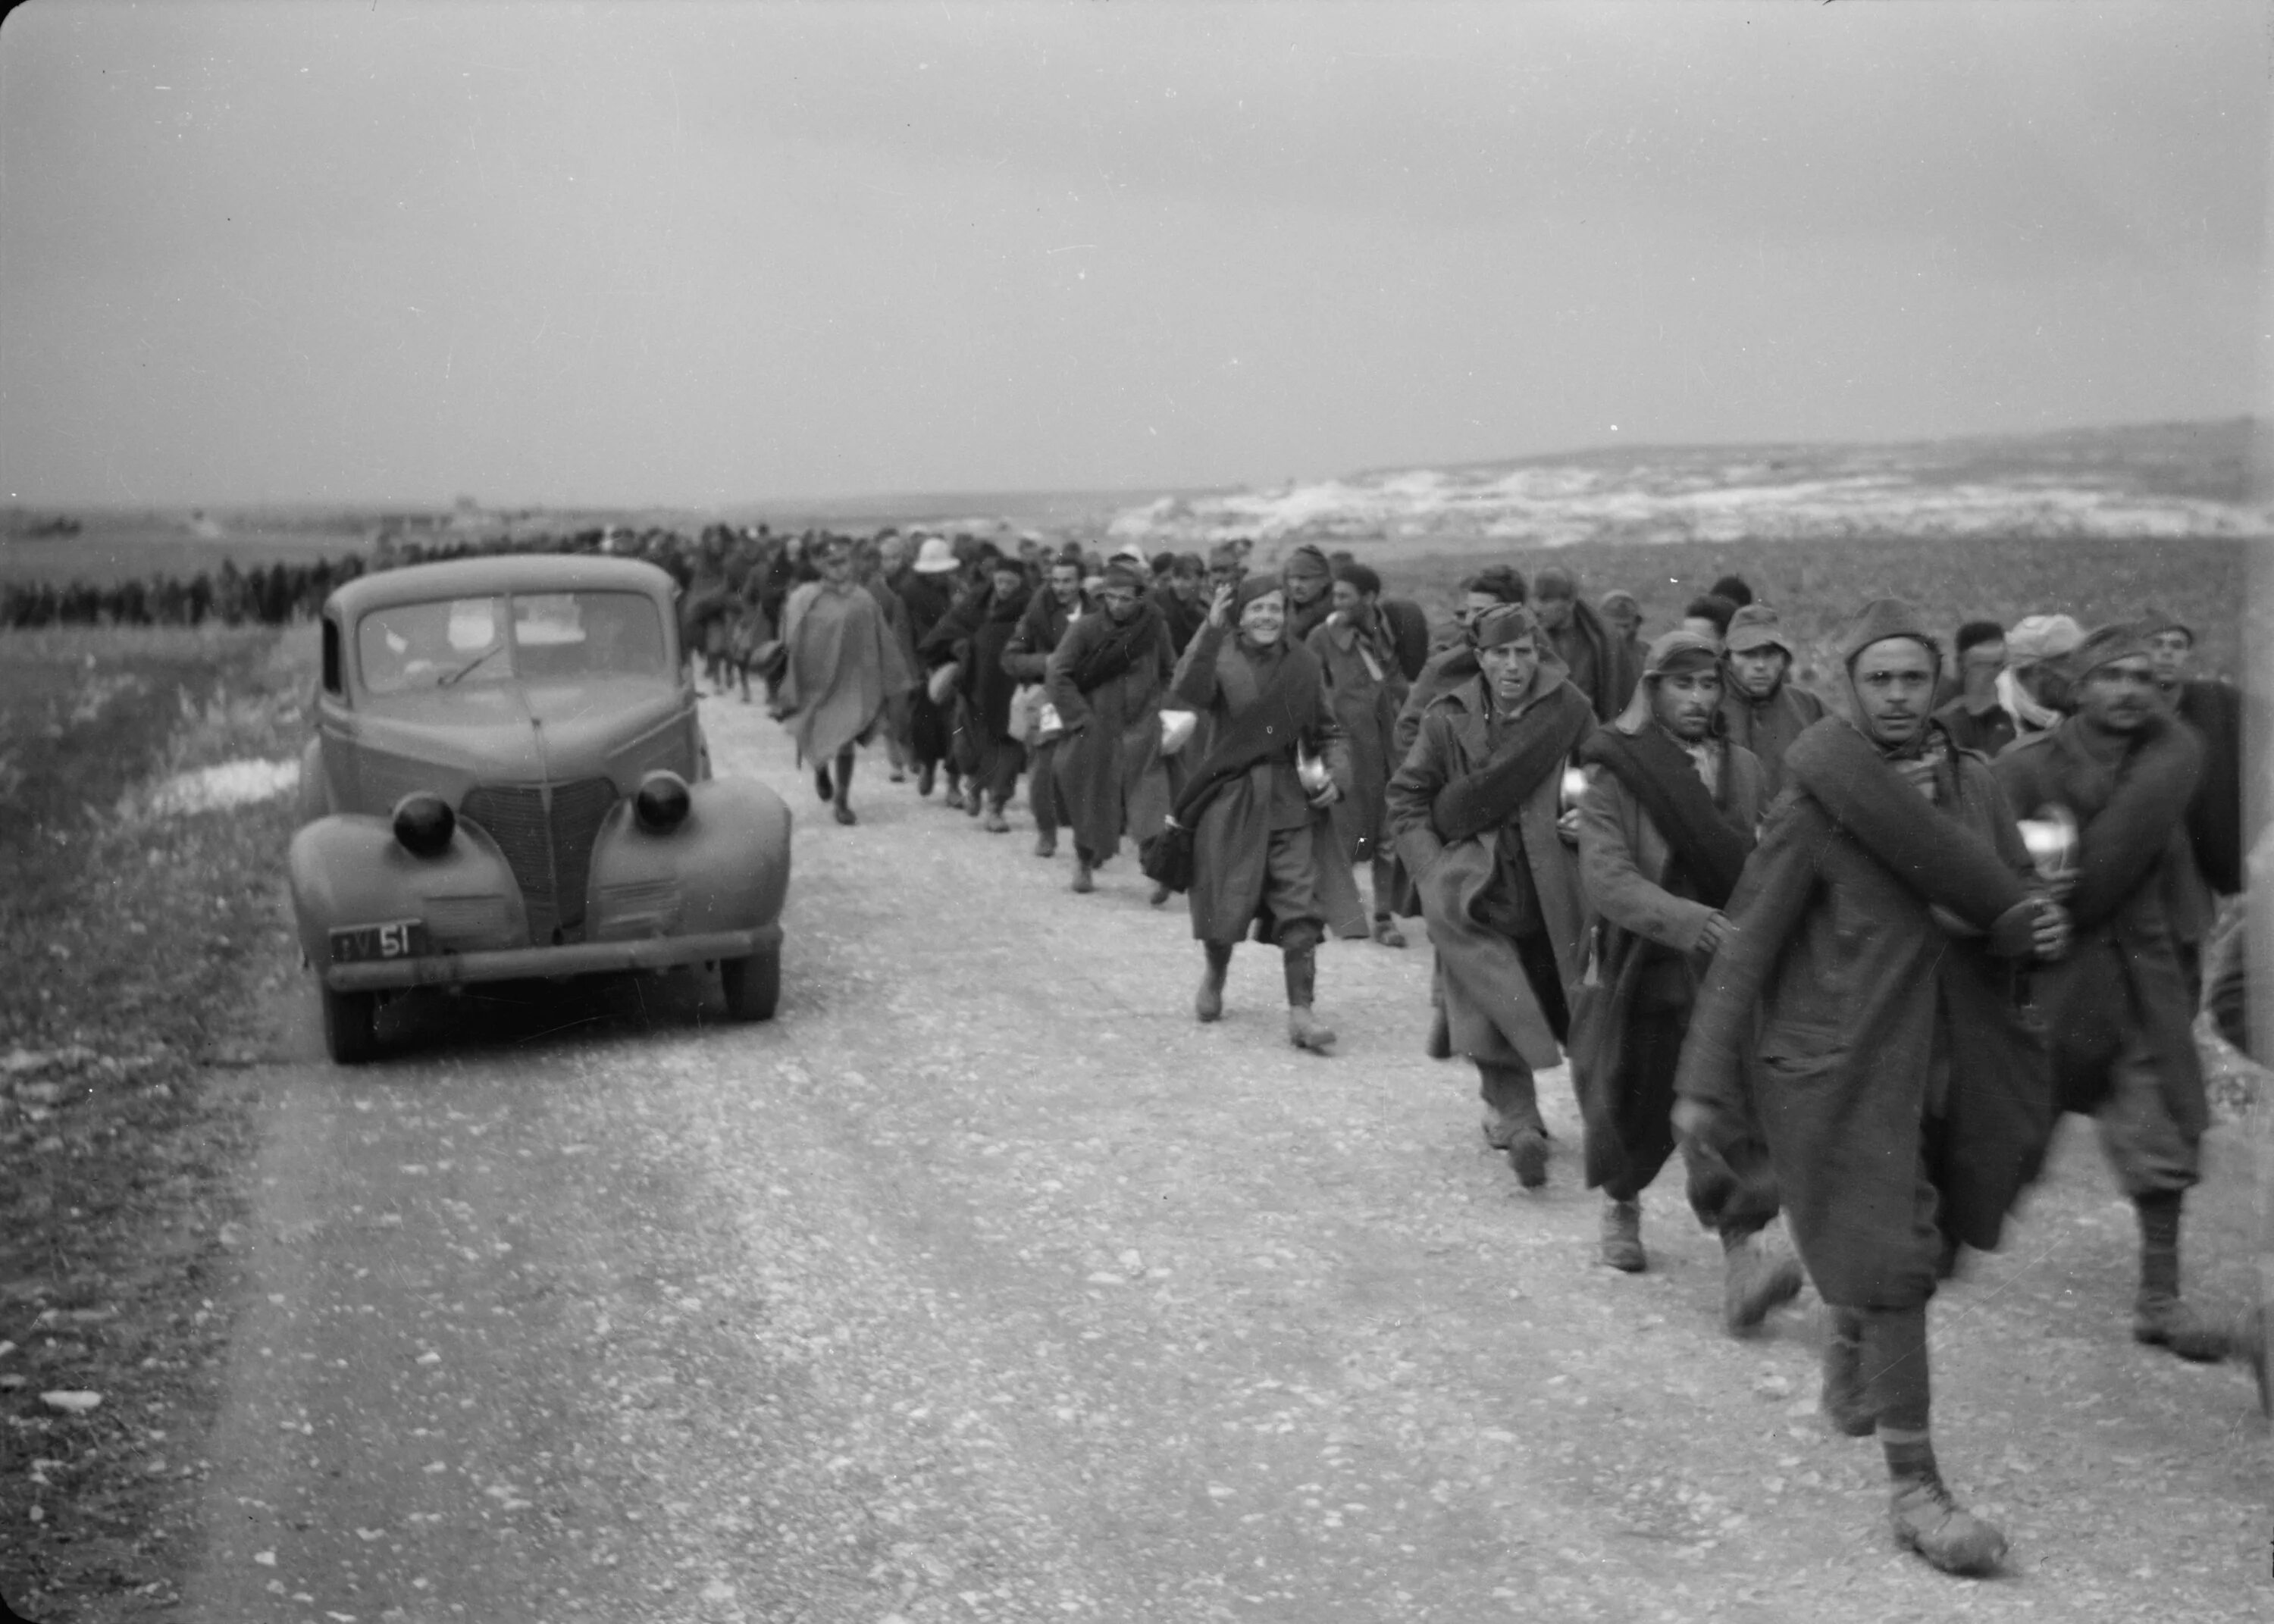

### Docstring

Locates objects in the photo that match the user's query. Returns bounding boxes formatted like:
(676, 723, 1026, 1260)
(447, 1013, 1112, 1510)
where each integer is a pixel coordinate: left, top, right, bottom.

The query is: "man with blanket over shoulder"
(1674, 599, 2069, 1578)
(1167, 575, 1365, 1053)
(1386, 604, 1594, 1187)
(774, 534, 914, 826)
(1046, 558, 1176, 894)
(1572, 631, 1801, 1335)
(1994, 623, 2252, 1366)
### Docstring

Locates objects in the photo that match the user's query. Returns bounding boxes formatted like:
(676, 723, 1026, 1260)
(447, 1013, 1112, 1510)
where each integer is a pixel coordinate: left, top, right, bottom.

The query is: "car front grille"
(459, 778, 619, 944)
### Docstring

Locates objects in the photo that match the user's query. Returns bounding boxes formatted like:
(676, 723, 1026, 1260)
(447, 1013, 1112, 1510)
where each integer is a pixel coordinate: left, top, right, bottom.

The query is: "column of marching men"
(763, 524, 2266, 1582)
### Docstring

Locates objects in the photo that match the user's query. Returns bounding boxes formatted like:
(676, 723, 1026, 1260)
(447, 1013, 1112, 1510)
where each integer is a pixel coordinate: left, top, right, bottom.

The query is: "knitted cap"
(1834, 598, 1941, 671)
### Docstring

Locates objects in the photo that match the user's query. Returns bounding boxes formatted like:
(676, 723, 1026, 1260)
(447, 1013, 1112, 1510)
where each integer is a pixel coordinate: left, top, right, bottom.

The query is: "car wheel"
(719, 947, 780, 1021)
(321, 986, 380, 1065)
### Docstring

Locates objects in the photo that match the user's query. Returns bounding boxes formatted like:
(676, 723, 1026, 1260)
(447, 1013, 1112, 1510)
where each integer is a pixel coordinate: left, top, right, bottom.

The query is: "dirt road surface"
(176, 695, 2268, 1624)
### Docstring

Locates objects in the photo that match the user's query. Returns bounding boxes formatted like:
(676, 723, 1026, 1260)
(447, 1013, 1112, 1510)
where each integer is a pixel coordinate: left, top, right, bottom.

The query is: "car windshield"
(357, 591, 669, 694)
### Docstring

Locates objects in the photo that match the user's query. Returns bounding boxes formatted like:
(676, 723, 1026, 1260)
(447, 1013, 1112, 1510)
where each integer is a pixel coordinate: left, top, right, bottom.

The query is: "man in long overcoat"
(1308, 563, 1414, 947)
(1045, 559, 1176, 893)
(1715, 603, 1825, 800)
(1167, 575, 1364, 1053)
(775, 534, 914, 826)
(1385, 604, 1594, 1187)
(1003, 551, 1088, 858)
(1533, 565, 1638, 723)
(2141, 606, 2243, 899)
(1279, 543, 1338, 646)
(895, 535, 963, 800)
(1994, 623, 2240, 1363)
(919, 556, 1033, 832)
(1393, 565, 1533, 1059)
(1572, 631, 1800, 1335)
(1675, 599, 2068, 1577)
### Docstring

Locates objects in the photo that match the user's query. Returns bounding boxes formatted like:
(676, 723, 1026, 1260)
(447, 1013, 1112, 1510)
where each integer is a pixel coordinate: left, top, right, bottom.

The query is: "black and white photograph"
(2, 2, 2270, 1619)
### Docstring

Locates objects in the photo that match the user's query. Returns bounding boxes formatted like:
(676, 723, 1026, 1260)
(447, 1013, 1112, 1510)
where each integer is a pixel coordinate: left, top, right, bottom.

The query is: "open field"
(2, 624, 315, 1619)
(1380, 532, 2251, 686)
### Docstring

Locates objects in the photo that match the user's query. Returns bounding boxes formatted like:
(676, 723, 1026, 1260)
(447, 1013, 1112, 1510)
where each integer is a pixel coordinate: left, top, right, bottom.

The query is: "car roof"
(327, 553, 678, 618)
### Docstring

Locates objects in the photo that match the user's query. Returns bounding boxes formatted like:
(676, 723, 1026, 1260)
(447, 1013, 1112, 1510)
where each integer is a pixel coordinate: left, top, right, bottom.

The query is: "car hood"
(352, 678, 687, 790)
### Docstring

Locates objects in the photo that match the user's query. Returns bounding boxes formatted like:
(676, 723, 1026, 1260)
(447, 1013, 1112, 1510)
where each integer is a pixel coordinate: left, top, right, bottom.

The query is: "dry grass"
(1, 625, 315, 1621)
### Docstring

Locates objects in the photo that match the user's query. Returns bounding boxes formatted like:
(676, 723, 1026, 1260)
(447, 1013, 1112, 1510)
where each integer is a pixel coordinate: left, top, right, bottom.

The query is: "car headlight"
(391, 791, 457, 858)
(634, 770, 691, 834)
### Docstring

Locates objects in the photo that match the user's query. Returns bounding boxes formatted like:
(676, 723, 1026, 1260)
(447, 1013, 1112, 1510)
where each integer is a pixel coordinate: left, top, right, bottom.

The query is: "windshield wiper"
(437, 645, 507, 687)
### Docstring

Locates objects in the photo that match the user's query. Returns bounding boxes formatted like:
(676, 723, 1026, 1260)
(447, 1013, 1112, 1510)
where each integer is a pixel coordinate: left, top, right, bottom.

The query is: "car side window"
(321, 616, 343, 695)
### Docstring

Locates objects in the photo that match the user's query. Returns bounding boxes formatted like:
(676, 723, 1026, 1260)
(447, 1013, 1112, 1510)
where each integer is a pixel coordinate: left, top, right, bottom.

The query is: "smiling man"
(1994, 623, 2247, 1368)
(1386, 604, 1595, 1187)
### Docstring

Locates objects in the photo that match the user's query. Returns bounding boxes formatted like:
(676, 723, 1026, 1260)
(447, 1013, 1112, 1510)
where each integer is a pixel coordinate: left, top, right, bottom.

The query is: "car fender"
(295, 737, 332, 826)
(584, 776, 791, 942)
(289, 814, 528, 966)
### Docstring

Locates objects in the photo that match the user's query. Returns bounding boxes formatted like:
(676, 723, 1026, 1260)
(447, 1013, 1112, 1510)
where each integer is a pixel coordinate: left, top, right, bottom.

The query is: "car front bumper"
(320, 924, 784, 993)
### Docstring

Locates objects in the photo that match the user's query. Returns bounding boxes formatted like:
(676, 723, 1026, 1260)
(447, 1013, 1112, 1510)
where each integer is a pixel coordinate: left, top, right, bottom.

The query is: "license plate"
(329, 919, 432, 964)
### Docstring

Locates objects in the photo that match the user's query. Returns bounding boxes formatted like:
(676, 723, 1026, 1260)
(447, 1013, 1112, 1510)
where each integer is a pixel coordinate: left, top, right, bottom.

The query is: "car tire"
(719, 947, 780, 1022)
(321, 987, 380, 1065)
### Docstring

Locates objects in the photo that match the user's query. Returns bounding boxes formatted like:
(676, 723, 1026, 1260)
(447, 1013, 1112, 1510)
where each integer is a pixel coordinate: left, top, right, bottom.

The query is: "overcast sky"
(2, 1, 2267, 507)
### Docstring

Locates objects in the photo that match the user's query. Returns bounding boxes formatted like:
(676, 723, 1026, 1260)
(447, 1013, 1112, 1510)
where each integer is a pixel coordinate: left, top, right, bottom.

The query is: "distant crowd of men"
(763, 521, 2263, 1582)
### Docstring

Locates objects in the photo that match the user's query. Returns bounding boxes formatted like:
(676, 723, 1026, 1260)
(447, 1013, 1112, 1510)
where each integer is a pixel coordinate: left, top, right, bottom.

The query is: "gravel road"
(177, 694, 2269, 1624)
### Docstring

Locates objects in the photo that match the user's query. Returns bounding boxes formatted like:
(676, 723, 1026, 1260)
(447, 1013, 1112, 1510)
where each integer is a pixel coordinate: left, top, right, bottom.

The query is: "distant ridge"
(1103, 418, 2266, 559)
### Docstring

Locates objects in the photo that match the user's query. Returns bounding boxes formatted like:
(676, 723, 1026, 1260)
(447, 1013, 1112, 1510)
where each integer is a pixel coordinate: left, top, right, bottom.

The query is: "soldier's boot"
(1599, 1198, 1645, 1272)
(1867, 1305, 2006, 1578)
(1283, 946, 1336, 1054)
(1721, 1227, 1805, 1336)
(1195, 942, 1233, 1024)
(2131, 1193, 2230, 1362)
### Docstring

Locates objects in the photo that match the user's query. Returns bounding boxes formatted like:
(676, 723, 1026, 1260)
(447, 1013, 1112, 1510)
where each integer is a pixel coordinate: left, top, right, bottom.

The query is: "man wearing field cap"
(1996, 612, 2082, 749)
(1716, 603, 1825, 800)
(2138, 606, 2243, 900)
(1677, 598, 2069, 1575)
(1282, 543, 1338, 645)
(1994, 621, 2246, 1368)
(1387, 602, 1594, 1187)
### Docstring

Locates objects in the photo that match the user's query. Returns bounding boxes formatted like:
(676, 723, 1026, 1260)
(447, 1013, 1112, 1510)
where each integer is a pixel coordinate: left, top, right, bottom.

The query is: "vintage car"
(290, 554, 791, 1062)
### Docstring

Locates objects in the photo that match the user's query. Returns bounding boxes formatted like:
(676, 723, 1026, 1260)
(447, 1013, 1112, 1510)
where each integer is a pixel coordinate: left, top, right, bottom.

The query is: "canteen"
(2018, 803, 2079, 884)
(1160, 709, 1198, 755)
